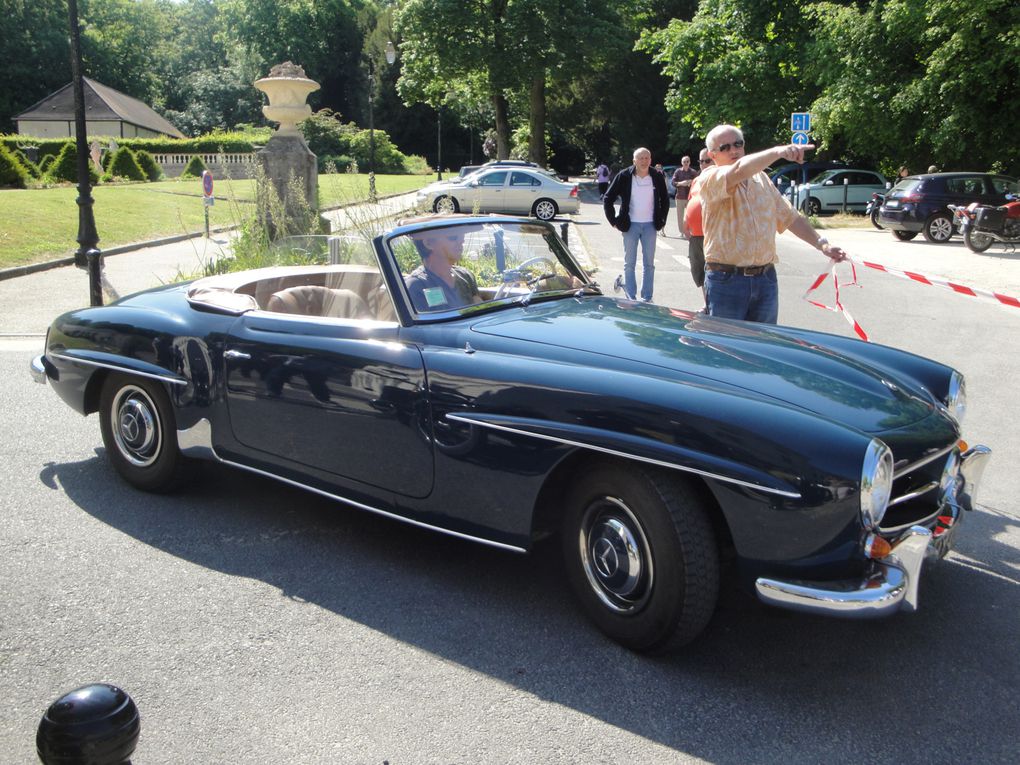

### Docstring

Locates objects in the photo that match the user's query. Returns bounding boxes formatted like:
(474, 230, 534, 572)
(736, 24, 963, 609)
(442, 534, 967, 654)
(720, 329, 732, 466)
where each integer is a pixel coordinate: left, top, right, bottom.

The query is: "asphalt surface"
(2, 183, 1018, 763)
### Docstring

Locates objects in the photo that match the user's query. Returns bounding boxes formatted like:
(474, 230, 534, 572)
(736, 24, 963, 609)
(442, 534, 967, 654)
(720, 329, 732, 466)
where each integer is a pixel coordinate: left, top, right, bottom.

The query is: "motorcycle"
(866, 192, 885, 229)
(950, 195, 1020, 253)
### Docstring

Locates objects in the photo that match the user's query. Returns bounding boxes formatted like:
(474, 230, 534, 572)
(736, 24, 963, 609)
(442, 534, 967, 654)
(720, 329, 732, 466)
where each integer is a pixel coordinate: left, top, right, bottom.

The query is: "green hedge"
(0, 144, 30, 188)
(0, 128, 273, 159)
(44, 142, 100, 184)
(106, 147, 146, 181)
(134, 149, 163, 181)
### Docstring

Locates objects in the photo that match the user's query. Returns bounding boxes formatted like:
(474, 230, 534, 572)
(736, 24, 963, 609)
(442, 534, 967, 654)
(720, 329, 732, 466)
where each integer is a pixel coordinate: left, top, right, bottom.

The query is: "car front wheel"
(433, 195, 459, 214)
(99, 374, 192, 492)
(892, 229, 918, 241)
(806, 197, 822, 216)
(964, 229, 995, 253)
(923, 213, 954, 243)
(561, 460, 719, 654)
(532, 198, 558, 221)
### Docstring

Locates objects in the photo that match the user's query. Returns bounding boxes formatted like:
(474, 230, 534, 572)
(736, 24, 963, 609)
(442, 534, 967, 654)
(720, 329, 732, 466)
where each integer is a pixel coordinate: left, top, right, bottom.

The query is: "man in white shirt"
(602, 147, 671, 302)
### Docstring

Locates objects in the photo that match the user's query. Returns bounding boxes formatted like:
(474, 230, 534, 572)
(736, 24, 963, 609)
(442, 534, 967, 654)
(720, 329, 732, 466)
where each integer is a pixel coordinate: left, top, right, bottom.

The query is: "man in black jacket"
(603, 147, 670, 301)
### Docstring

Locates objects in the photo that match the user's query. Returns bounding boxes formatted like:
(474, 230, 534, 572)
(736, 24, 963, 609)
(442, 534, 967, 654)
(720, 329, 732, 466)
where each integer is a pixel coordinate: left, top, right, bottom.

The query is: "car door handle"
(224, 349, 251, 360)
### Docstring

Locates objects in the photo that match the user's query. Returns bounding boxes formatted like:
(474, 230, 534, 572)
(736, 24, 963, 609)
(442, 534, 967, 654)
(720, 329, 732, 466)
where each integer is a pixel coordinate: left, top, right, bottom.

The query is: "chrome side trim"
(177, 418, 215, 459)
(49, 352, 188, 386)
(446, 413, 801, 499)
(30, 355, 47, 384)
(212, 452, 528, 554)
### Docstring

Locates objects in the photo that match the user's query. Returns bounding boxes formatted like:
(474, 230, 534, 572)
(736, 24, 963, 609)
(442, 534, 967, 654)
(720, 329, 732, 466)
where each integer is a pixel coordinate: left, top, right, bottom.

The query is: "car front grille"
(879, 445, 955, 534)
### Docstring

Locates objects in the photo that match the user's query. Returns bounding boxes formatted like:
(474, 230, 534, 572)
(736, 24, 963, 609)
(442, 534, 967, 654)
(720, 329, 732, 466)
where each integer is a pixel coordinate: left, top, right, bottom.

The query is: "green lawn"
(0, 174, 428, 270)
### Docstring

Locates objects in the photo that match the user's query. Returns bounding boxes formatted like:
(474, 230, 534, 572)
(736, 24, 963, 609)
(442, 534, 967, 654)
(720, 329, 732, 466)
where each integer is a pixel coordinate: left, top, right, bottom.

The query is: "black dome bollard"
(37, 683, 140, 765)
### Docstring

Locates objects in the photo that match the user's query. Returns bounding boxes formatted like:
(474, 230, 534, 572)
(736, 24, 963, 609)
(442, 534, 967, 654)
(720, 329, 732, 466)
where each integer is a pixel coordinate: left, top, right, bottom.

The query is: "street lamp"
(66, 0, 103, 306)
(368, 41, 397, 201)
(436, 107, 442, 181)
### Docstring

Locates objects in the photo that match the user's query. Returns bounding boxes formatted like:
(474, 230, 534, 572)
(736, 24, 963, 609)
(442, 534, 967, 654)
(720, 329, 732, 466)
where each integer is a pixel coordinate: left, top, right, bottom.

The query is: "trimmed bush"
(44, 142, 100, 184)
(13, 149, 40, 179)
(38, 154, 55, 174)
(0, 144, 30, 188)
(181, 154, 207, 178)
(134, 149, 163, 181)
(107, 147, 146, 181)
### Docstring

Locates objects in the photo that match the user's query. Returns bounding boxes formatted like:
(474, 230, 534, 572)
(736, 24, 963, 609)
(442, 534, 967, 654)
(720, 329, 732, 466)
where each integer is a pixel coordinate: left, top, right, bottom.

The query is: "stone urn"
(255, 62, 320, 135)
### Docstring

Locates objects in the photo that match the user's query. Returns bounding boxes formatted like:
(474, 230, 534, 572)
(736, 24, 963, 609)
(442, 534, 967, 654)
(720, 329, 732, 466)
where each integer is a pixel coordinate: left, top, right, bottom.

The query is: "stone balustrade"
(153, 152, 256, 179)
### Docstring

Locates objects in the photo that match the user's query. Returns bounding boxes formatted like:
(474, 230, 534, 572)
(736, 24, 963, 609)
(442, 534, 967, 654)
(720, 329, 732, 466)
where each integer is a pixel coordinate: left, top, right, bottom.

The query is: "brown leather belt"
(705, 262, 775, 276)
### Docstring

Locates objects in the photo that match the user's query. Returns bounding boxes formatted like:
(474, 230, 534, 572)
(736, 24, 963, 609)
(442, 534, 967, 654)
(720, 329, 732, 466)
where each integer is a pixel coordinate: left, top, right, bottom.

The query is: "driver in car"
(405, 229, 483, 312)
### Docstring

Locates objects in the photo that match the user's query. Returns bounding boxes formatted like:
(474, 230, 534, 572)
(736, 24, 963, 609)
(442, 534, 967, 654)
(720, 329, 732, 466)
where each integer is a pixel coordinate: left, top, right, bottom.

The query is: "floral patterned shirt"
(699, 167, 799, 267)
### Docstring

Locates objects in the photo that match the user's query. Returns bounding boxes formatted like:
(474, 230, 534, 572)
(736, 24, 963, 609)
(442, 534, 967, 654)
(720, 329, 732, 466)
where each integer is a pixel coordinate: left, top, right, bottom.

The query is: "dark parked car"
(879, 172, 1019, 243)
(31, 216, 990, 654)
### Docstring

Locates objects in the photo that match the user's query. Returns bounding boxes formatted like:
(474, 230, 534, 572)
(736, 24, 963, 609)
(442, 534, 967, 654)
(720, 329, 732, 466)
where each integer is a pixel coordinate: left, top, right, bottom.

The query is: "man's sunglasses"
(715, 140, 744, 153)
(700, 158, 713, 165)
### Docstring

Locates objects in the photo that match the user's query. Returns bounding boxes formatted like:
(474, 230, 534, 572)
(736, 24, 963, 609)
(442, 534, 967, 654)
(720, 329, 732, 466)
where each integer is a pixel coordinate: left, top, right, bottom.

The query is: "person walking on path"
(595, 161, 611, 199)
(603, 147, 670, 302)
(671, 156, 698, 236)
(682, 149, 712, 306)
(698, 124, 846, 323)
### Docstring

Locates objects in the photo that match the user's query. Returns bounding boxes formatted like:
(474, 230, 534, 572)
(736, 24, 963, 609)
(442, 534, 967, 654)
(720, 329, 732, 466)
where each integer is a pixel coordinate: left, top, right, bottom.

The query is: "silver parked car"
(416, 167, 580, 221)
(791, 169, 889, 215)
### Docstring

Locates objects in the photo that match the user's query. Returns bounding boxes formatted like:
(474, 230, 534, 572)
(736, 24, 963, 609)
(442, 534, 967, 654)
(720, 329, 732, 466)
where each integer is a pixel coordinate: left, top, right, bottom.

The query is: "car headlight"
(861, 439, 894, 530)
(945, 370, 966, 424)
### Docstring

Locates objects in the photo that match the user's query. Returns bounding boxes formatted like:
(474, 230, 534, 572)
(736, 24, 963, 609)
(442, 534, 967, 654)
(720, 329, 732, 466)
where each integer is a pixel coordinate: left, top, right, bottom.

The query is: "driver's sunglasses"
(715, 140, 744, 153)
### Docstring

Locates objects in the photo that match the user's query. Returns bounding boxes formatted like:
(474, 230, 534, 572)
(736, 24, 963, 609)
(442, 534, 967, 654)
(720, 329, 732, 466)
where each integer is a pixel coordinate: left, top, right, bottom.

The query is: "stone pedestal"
(254, 62, 320, 237)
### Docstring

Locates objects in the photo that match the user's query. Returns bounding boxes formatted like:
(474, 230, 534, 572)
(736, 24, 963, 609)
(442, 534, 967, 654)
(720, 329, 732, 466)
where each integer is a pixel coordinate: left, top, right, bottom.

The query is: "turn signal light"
(958, 439, 969, 452)
(864, 534, 892, 559)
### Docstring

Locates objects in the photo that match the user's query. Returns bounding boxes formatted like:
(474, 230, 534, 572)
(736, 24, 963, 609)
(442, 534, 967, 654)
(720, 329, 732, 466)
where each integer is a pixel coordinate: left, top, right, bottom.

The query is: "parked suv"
(879, 172, 1019, 242)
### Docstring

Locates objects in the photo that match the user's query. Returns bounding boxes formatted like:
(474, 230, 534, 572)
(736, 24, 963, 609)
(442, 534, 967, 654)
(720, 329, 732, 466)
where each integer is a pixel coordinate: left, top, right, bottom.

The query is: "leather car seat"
(267, 285, 371, 320)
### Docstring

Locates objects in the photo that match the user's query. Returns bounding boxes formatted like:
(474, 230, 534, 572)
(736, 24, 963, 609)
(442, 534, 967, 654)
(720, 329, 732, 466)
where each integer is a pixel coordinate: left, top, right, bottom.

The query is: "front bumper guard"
(30, 354, 48, 385)
(755, 444, 991, 618)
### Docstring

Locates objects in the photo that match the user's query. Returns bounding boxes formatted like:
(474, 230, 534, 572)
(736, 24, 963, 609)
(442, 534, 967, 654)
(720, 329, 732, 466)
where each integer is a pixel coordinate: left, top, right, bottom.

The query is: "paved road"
(2, 187, 1018, 763)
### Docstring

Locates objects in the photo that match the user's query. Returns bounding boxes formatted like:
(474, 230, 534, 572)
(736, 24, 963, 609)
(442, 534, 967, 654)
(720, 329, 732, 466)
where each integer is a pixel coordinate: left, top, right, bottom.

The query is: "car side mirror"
(824, 180, 834, 186)
(469, 180, 479, 187)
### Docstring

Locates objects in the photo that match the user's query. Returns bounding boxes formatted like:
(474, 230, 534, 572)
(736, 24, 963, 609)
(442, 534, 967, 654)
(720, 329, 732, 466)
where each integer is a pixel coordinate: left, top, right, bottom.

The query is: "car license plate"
(886, 200, 900, 209)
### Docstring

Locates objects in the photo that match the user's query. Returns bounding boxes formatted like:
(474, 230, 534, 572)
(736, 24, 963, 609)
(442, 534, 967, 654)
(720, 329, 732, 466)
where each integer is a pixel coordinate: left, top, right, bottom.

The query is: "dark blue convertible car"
(31, 215, 991, 653)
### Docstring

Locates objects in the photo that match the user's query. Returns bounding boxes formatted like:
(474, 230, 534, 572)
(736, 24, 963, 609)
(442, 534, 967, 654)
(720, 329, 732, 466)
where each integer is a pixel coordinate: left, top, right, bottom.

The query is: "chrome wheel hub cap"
(111, 386, 162, 467)
(579, 497, 652, 613)
(931, 218, 952, 240)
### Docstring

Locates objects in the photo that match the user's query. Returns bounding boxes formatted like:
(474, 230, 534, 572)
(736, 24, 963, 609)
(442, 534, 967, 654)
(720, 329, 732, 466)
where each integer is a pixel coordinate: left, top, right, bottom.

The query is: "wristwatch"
(816, 237, 829, 251)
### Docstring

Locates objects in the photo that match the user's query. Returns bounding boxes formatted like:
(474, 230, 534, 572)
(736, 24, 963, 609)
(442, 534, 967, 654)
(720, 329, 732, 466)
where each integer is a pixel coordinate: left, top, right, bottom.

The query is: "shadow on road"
(39, 451, 1020, 763)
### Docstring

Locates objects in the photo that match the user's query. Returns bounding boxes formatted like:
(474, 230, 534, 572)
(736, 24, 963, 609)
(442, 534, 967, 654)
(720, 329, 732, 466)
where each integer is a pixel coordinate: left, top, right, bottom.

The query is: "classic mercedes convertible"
(31, 215, 990, 653)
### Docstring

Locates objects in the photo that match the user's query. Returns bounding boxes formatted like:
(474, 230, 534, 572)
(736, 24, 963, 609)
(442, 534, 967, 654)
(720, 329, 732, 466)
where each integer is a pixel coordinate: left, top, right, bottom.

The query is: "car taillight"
(899, 194, 921, 203)
(570, 186, 578, 197)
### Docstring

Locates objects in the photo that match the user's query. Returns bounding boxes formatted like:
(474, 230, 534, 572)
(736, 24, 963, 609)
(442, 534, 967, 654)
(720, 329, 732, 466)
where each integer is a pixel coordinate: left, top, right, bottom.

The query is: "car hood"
(469, 299, 936, 434)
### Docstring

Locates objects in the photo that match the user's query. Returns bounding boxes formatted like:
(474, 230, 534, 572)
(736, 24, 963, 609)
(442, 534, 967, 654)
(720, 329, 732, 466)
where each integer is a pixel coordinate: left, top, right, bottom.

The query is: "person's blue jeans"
(621, 222, 657, 300)
(705, 266, 779, 323)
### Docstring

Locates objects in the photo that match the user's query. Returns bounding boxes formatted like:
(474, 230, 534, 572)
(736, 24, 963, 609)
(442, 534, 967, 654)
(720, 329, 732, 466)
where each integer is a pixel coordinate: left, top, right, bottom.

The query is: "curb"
(0, 190, 415, 283)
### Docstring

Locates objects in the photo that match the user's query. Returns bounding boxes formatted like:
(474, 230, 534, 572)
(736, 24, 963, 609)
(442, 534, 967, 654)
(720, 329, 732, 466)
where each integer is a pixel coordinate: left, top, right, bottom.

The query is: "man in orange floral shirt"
(699, 124, 846, 323)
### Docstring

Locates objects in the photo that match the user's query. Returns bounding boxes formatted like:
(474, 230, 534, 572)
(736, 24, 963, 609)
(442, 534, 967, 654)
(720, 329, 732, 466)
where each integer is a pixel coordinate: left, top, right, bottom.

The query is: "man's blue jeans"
(705, 266, 779, 323)
(622, 222, 657, 301)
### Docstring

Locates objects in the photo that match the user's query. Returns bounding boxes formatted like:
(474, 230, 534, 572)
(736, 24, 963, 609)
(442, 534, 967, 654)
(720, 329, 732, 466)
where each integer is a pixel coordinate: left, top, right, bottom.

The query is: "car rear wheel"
(532, 198, 558, 221)
(923, 213, 954, 243)
(964, 229, 995, 253)
(99, 374, 192, 492)
(561, 460, 719, 654)
(433, 195, 459, 214)
(892, 229, 918, 241)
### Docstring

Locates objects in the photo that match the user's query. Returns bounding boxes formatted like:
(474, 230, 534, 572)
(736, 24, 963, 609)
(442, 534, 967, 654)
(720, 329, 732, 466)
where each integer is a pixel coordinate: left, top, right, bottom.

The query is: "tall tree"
(0, 0, 70, 131)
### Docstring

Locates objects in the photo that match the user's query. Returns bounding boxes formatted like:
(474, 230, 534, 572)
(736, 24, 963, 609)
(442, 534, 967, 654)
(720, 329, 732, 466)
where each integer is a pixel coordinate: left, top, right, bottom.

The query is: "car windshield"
(890, 179, 921, 195)
(807, 170, 838, 184)
(388, 220, 593, 315)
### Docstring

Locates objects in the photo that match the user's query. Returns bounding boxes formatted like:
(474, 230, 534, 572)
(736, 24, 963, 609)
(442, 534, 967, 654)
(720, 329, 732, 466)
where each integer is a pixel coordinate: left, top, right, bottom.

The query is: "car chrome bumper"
(755, 444, 991, 618)
(30, 354, 48, 384)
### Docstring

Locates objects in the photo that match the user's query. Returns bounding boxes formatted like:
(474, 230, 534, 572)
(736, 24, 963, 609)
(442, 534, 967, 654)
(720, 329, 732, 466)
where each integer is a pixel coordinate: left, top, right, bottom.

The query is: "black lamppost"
(436, 107, 442, 181)
(66, 0, 103, 306)
(368, 41, 397, 202)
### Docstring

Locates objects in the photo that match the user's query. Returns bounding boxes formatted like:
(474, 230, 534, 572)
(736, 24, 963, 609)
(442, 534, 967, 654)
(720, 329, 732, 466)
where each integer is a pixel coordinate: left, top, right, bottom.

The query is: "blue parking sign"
(791, 112, 811, 133)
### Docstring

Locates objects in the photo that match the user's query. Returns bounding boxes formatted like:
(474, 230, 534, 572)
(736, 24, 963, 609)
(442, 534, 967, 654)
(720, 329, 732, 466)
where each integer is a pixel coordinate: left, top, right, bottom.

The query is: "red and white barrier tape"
(804, 257, 1020, 342)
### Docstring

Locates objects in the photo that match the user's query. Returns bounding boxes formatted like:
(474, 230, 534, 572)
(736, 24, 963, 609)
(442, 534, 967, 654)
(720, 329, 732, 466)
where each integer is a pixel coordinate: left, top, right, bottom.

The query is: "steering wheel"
(516, 256, 557, 273)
